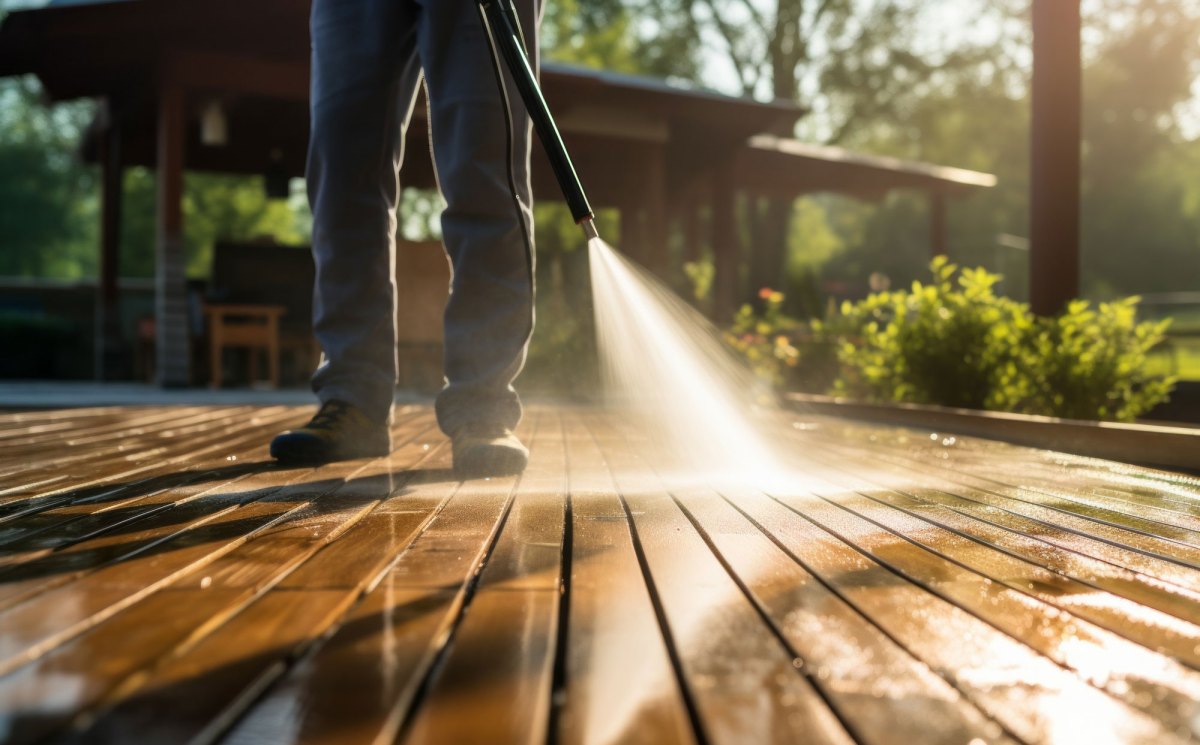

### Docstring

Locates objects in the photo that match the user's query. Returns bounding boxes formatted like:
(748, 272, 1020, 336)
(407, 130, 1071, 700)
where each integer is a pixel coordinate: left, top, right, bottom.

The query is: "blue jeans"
(307, 0, 538, 434)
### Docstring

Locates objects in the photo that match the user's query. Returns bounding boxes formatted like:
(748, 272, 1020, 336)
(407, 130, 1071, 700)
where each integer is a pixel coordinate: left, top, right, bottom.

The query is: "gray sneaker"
(452, 423, 529, 478)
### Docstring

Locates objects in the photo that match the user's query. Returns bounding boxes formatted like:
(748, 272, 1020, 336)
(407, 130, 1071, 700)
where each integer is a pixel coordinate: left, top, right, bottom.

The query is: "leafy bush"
(1023, 298, 1174, 421)
(812, 258, 1174, 421)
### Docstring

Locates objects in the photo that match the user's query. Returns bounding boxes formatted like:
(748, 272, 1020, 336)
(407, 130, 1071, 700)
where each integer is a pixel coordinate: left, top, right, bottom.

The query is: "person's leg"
(417, 0, 541, 437)
(307, 0, 425, 425)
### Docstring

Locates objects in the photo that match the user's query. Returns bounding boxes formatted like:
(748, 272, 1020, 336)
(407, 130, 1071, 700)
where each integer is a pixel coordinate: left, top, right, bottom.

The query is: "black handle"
(476, 0, 595, 225)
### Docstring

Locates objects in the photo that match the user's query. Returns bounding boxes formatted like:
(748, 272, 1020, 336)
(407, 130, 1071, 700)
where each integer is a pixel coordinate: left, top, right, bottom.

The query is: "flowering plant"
(724, 288, 803, 387)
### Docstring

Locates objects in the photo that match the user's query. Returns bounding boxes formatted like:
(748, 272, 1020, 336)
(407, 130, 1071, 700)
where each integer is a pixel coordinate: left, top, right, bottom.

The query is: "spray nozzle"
(581, 218, 600, 242)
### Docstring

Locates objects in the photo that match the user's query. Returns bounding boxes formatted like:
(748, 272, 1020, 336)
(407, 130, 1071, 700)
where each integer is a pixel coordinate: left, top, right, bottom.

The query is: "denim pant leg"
(308, 0, 424, 424)
(418, 0, 540, 436)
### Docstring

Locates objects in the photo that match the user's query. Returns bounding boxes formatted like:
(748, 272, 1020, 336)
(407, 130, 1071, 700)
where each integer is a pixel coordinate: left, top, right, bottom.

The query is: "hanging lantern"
(200, 100, 228, 146)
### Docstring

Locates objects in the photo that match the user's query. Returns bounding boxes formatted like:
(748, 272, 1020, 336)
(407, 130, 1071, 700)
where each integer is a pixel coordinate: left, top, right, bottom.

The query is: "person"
(270, 0, 539, 477)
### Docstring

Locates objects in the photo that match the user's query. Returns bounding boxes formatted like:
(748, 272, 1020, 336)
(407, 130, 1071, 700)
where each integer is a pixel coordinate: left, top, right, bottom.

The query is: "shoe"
(452, 422, 529, 478)
(270, 400, 391, 463)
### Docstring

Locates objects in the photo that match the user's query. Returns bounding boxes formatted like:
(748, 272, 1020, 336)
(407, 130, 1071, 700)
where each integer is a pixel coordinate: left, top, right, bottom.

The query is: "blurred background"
(0, 0, 1196, 419)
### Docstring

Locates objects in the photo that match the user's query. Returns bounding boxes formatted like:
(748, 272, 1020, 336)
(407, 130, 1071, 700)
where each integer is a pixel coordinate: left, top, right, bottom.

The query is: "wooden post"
(711, 161, 738, 323)
(683, 196, 703, 265)
(155, 74, 191, 387)
(96, 102, 123, 381)
(1030, 0, 1081, 315)
(930, 192, 948, 258)
(618, 197, 641, 264)
(644, 148, 669, 279)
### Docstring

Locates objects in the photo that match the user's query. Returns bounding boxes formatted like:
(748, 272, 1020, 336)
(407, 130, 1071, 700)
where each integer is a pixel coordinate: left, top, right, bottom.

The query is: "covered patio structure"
(0, 0, 995, 386)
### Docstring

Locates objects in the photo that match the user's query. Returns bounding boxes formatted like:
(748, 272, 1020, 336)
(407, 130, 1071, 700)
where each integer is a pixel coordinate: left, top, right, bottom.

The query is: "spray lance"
(475, 0, 600, 242)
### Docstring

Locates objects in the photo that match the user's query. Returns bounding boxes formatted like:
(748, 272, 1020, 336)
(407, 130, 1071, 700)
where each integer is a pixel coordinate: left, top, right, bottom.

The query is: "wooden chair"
(208, 242, 318, 386)
(203, 303, 286, 388)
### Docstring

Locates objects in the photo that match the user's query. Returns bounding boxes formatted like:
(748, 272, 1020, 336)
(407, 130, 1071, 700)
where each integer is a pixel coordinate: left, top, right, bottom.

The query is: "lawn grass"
(1146, 337, 1200, 381)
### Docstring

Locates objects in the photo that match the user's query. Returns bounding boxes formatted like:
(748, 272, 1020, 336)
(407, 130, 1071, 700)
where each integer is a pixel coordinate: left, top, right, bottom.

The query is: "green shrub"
(811, 258, 1174, 422)
(1023, 298, 1174, 421)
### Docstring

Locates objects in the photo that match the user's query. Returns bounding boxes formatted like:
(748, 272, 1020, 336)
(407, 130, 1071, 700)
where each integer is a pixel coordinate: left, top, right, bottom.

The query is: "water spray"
(478, 2, 791, 481)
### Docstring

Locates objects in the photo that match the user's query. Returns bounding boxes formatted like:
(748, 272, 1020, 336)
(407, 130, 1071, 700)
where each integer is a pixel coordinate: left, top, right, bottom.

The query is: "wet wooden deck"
(1, 404, 1199, 744)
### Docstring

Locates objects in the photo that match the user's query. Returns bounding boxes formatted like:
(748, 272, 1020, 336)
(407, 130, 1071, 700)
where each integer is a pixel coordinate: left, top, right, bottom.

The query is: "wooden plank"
(672, 485, 1016, 745)
(0, 429, 418, 676)
(0, 406, 301, 523)
(0, 587, 247, 745)
(0, 405, 225, 453)
(219, 415, 538, 745)
(802, 434, 1200, 630)
(0, 419, 443, 743)
(276, 458, 458, 590)
(832, 417, 1200, 530)
(781, 461, 1200, 733)
(804, 422, 1200, 588)
(0, 460, 322, 611)
(60, 590, 354, 745)
(556, 414, 698, 745)
(0, 408, 301, 550)
(398, 413, 566, 745)
(587, 415, 854, 745)
(0, 405, 258, 476)
(722, 483, 1185, 744)
(0, 408, 398, 611)
(0, 407, 241, 488)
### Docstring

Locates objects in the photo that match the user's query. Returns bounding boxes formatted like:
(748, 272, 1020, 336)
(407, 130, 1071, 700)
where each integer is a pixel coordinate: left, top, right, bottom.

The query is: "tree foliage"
(0, 77, 97, 278)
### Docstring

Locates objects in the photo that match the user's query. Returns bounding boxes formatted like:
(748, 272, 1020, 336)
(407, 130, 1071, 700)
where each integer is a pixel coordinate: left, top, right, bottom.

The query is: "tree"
(1080, 0, 1200, 297)
(0, 76, 98, 278)
(624, 0, 1020, 307)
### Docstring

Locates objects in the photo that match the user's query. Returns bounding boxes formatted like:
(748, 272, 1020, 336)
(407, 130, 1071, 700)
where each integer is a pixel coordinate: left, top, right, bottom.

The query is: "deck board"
(0, 403, 1198, 744)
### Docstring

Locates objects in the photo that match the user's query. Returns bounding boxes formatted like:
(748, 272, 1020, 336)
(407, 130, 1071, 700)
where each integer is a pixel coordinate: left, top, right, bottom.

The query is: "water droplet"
(200, 576, 212, 589)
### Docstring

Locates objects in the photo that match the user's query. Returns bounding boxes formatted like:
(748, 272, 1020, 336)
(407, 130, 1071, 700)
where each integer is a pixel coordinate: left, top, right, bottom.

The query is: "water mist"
(587, 237, 790, 483)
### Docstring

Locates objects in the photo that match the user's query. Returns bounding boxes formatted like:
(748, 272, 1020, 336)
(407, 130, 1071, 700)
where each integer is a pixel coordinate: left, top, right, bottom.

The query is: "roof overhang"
(737, 135, 997, 199)
(0, 0, 994, 204)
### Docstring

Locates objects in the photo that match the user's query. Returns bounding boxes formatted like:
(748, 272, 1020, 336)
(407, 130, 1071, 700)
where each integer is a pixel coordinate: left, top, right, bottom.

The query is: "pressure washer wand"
(475, 0, 598, 240)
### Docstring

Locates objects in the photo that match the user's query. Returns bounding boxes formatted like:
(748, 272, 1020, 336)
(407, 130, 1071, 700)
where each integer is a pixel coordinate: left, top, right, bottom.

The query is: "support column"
(930, 192, 948, 258)
(682, 196, 703, 265)
(618, 196, 642, 265)
(1030, 0, 1081, 315)
(155, 75, 191, 386)
(644, 148, 669, 279)
(711, 161, 738, 323)
(96, 102, 124, 380)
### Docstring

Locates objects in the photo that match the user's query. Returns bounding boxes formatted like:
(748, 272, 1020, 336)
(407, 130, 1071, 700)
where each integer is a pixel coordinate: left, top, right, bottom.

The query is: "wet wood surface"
(0, 403, 1198, 744)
